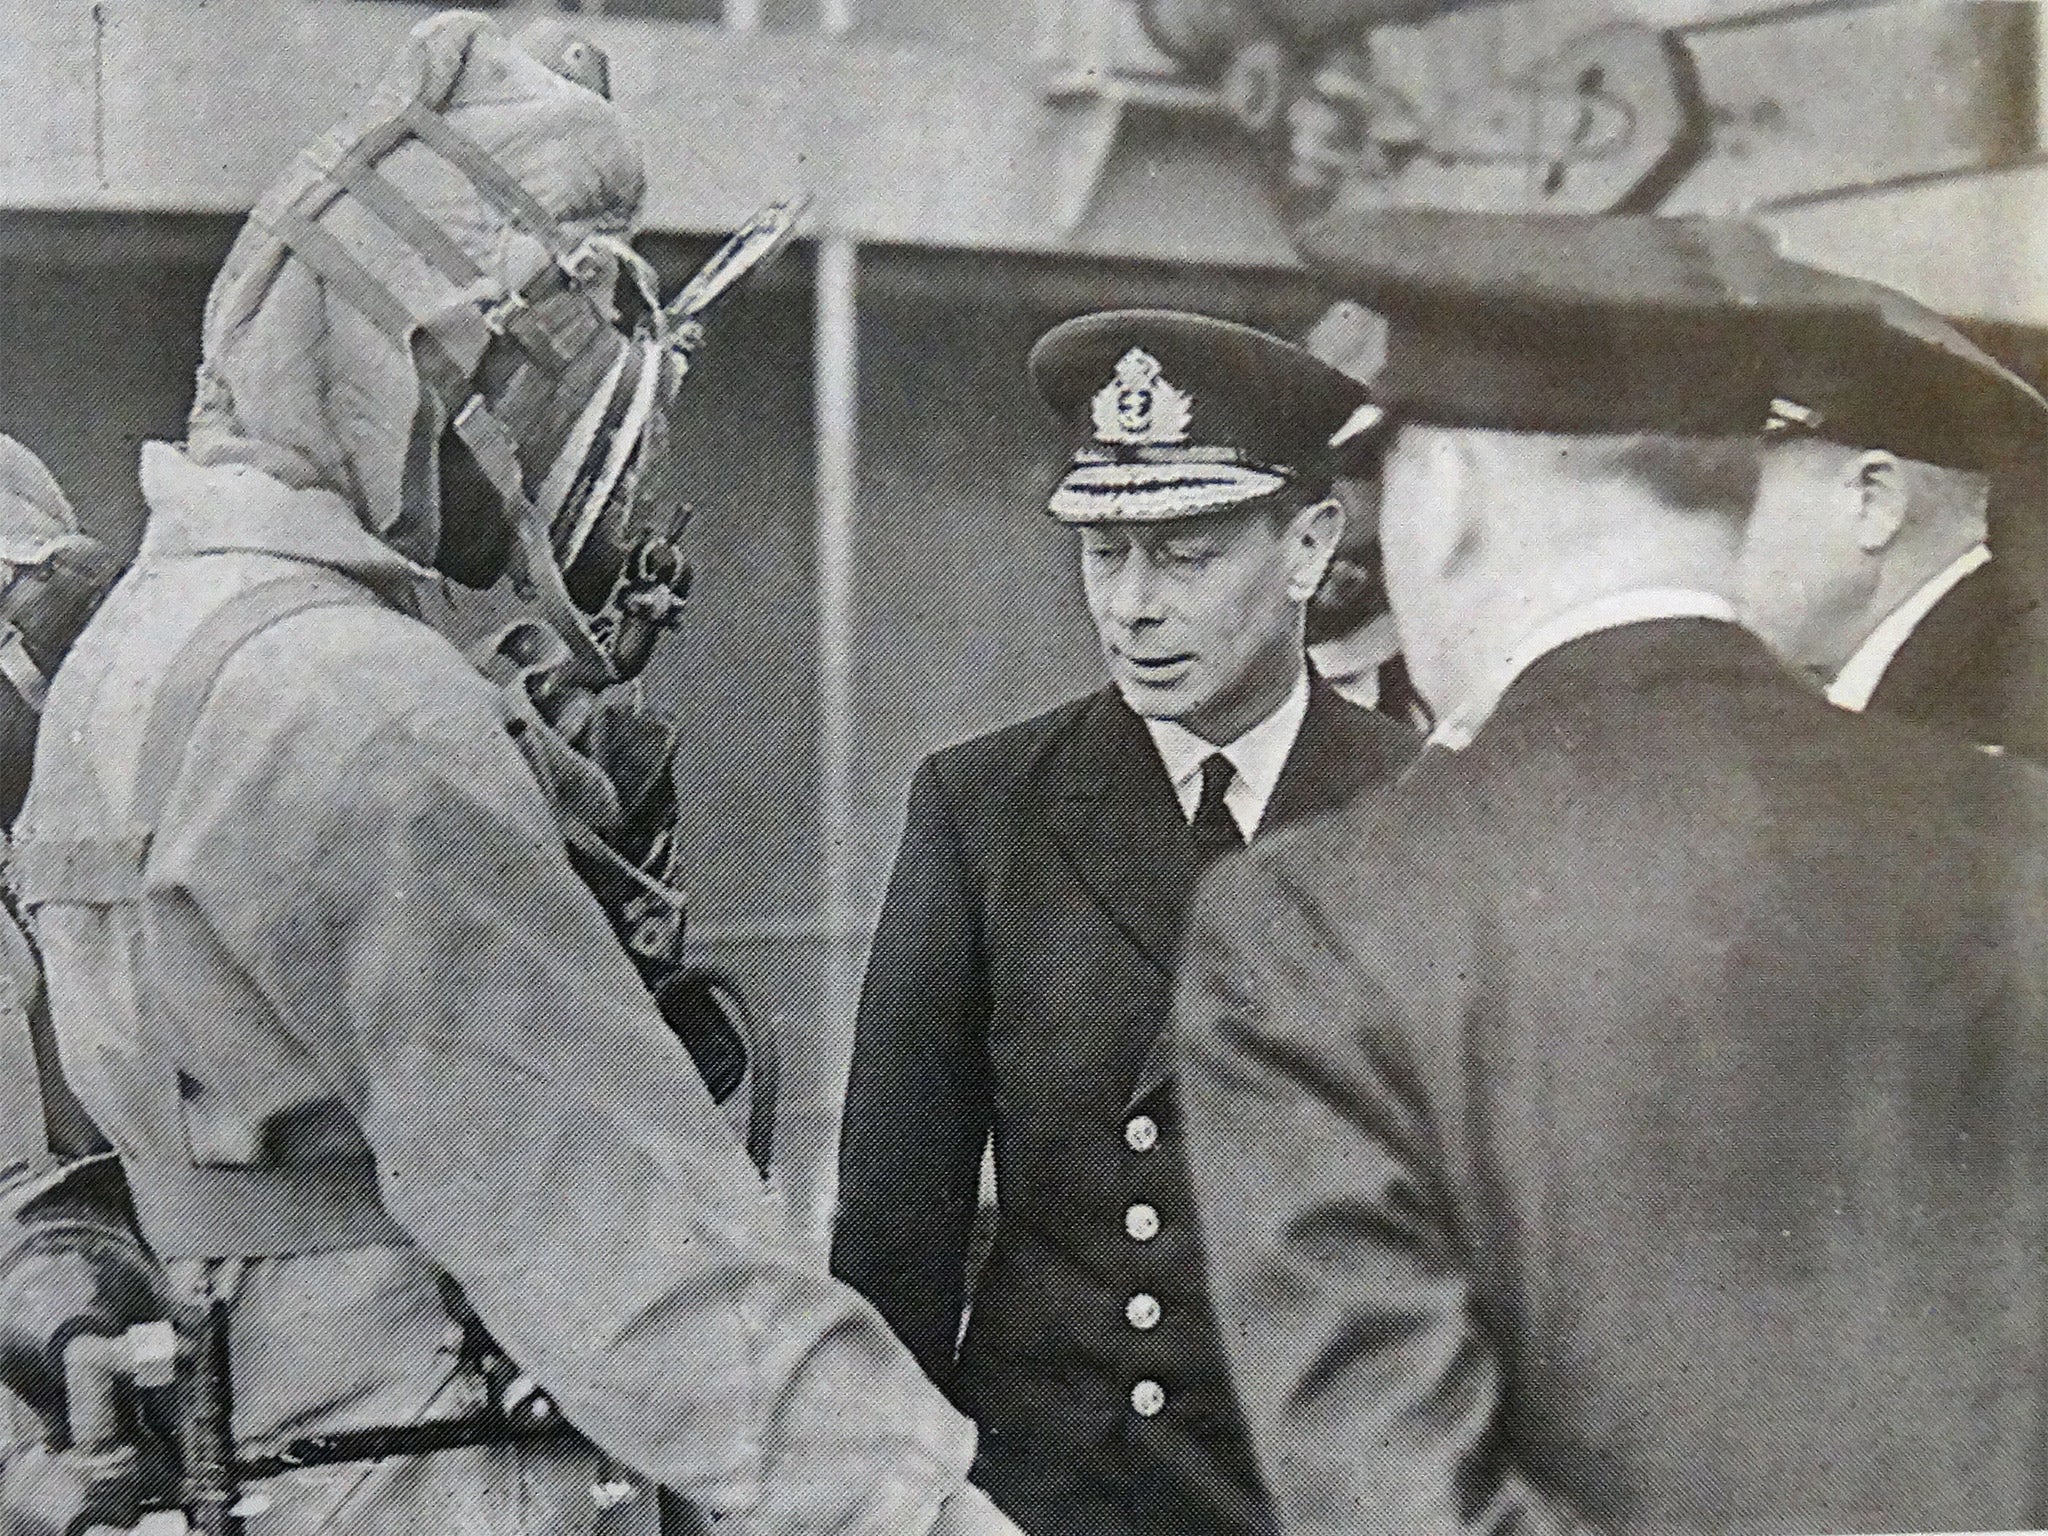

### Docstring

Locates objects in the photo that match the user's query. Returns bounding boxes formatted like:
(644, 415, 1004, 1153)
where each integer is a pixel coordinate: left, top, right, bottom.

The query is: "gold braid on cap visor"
(1049, 445, 1292, 521)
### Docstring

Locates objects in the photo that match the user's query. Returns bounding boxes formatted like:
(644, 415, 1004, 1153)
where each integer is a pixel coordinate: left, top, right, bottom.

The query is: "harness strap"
(395, 102, 585, 267)
(283, 92, 591, 278)
(129, 1157, 404, 1262)
(14, 574, 376, 911)
(131, 571, 374, 831)
(12, 569, 403, 1256)
(323, 157, 483, 289)
(252, 204, 481, 413)
(9, 831, 151, 909)
(290, 99, 596, 374)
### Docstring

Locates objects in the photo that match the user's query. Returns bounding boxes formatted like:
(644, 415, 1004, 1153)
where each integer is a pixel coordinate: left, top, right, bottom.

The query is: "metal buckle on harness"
(478, 289, 531, 338)
(556, 240, 608, 290)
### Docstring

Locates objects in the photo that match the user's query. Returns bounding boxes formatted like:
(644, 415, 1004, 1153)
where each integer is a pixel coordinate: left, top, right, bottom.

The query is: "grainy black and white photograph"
(1, 3, 2046, 1534)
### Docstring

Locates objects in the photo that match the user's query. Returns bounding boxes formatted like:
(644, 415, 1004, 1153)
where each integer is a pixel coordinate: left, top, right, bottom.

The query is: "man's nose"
(1104, 551, 1165, 626)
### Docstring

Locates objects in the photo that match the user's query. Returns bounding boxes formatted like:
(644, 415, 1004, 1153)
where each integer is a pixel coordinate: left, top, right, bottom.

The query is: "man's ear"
(1851, 450, 1908, 552)
(1286, 497, 1346, 602)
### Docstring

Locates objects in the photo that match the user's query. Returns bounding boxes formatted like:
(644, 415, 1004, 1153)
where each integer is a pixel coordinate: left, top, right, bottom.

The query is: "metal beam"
(0, 1, 1293, 266)
(1760, 158, 2048, 329)
(806, 232, 859, 1241)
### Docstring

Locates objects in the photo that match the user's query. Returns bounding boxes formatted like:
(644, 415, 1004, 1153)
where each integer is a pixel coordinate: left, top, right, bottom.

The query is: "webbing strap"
(126, 1155, 406, 1260)
(10, 832, 151, 909)
(252, 204, 481, 417)
(131, 572, 378, 834)
(256, 85, 617, 440)
(21, 572, 379, 911)
(397, 102, 584, 265)
(287, 112, 416, 229)
(324, 158, 483, 288)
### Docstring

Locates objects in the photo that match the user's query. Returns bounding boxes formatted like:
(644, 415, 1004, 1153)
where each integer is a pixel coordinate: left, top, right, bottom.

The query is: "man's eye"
(1163, 546, 1214, 569)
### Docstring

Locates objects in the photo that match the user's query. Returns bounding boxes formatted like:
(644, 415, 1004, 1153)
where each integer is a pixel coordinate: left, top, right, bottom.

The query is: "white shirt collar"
(1826, 542, 1990, 712)
(1428, 587, 1740, 751)
(1144, 669, 1311, 841)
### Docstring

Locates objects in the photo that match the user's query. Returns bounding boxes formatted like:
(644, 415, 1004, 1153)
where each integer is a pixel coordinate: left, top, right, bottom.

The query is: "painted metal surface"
(1, 2, 2045, 320)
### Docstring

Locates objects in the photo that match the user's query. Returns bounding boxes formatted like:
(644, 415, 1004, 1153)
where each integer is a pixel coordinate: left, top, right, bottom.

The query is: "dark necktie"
(1191, 752, 1245, 857)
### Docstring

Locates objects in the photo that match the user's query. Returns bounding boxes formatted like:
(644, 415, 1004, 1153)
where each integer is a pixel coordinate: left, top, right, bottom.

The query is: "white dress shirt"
(1144, 670, 1311, 841)
(1429, 588, 1741, 751)
(1826, 542, 1991, 712)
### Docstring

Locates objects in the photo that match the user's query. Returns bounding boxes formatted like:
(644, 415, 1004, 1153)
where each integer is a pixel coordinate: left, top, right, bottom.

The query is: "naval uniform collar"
(1142, 668, 1311, 840)
(1429, 587, 1741, 751)
(1826, 542, 1991, 712)
(1309, 611, 1401, 710)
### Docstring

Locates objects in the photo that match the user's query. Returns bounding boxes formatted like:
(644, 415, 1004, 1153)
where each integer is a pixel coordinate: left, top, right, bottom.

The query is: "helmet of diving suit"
(190, 10, 683, 676)
(0, 437, 118, 825)
(188, 11, 760, 1131)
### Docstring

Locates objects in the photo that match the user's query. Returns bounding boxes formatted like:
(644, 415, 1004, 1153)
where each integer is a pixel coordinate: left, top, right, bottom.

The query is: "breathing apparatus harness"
(0, 29, 802, 1536)
(237, 27, 802, 1131)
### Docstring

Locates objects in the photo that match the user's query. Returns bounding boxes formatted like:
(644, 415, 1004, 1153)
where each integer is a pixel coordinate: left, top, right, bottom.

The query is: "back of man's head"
(1287, 209, 1800, 724)
(1742, 436, 1989, 680)
(1380, 423, 1755, 719)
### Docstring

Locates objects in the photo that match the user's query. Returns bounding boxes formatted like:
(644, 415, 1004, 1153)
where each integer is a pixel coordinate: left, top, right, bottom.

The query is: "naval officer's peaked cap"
(1028, 309, 1379, 524)
(1295, 205, 2047, 468)
(1294, 206, 1794, 437)
(1759, 258, 2048, 475)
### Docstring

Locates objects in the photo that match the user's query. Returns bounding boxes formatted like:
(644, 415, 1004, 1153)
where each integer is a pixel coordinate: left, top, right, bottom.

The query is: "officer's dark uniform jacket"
(1862, 553, 2048, 759)
(834, 681, 1416, 1536)
(1178, 616, 2048, 1535)
(14, 444, 978, 1536)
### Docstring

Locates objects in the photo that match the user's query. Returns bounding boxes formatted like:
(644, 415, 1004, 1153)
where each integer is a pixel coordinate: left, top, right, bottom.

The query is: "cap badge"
(1765, 396, 1826, 434)
(1092, 348, 1194, 447)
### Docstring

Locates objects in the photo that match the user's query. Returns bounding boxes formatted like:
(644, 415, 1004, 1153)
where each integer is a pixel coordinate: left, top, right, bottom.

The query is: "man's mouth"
(1120, 651, 1195, 681)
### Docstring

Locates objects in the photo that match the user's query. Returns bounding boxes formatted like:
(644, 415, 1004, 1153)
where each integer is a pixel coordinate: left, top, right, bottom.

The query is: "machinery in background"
(1039, 0, 2036, 229)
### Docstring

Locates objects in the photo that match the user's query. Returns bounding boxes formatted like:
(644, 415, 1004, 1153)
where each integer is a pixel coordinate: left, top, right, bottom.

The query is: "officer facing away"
(1736, 261, 2048, 755)
(12, 16, 1018, 1536)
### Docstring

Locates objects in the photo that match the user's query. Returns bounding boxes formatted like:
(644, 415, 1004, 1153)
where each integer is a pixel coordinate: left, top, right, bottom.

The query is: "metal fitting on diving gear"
(0, 1158, 185, 1536)
(0, 1160, 169, 1451)
(445, 199, 808, 688)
